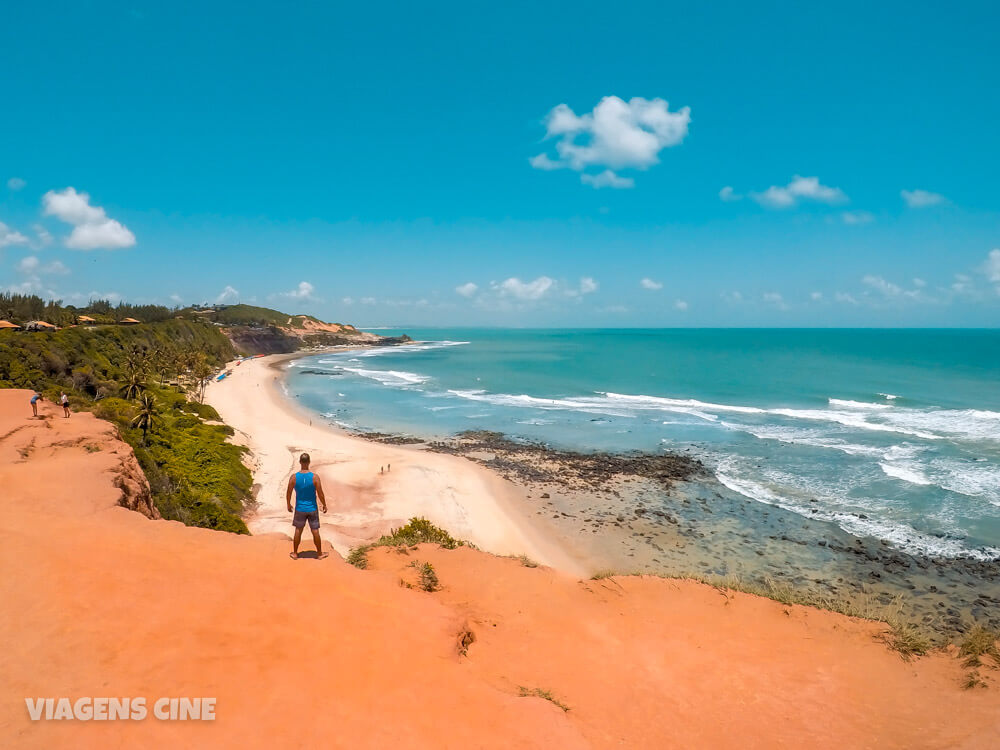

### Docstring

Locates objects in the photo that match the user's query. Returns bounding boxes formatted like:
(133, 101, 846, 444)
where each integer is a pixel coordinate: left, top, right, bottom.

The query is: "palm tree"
(125, 345, 149, 375)
(130, 393, 157, 442)
(193, 355, 214, 403)
(122, 365, 147, 401)
(149, 347, 171, 386)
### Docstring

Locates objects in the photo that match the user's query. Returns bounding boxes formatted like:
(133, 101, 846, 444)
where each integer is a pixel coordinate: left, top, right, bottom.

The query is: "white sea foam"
(352, 340, 470, 358)
(929, 461, 1000, 508)
(879, 461, 933, 486)
(438, 388, 1000, 443)
(446, 389, 636, 418)
(880, 408, 1000, 442)
(714, 459, 1000, 560)
(828, 398, 893, 410)
(721, 421, 886, 457)
(339, 367, 430, 386)
(602, 392, 766, 415)
(879, 393, 899, 400)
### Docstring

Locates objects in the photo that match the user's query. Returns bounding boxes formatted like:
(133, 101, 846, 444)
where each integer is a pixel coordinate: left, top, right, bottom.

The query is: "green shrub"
(346, 545, 371, 569)
(374, 517, 461, 549)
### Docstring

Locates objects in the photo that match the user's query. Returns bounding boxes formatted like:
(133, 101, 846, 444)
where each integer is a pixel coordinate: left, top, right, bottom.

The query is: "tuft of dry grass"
(590, 569, 617, 580)
(518, 687, 569, 711)
(959, 626, 1000, 665)
(958, 625, 999, 689)
(880, 625, 931, 660)
(963, 672, 987, 690)
(509, 554, 539, 568)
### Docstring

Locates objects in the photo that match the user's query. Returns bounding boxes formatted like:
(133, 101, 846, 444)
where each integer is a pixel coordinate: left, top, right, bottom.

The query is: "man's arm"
(314, 474, 328, 513)
(286, 475, 295, 512)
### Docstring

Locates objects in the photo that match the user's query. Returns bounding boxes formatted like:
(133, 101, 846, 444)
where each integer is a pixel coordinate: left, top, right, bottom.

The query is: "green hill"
(0, 308, 250, 534)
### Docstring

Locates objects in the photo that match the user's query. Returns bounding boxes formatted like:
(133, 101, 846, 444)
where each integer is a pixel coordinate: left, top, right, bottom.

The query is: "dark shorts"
(292, 510, 320, 530)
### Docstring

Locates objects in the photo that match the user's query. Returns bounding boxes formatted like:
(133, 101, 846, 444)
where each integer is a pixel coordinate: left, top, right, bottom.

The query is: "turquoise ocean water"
(285, 329, 1000, 560)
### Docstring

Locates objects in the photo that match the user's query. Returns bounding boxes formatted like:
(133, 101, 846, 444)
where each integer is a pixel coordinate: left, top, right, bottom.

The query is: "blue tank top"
(294, 472, 317, 512)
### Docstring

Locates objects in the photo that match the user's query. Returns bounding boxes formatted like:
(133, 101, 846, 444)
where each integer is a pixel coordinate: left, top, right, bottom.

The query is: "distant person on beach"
(30, 391, 42, 417)
(286, 452, 328, 560)
(60, 392, 70, 418)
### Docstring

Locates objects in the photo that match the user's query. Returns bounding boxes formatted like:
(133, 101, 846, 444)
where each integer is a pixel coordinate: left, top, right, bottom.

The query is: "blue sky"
(1, 1, 998, 326)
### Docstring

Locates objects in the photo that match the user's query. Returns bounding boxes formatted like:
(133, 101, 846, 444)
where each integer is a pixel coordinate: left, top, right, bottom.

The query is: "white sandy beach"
(204, 352, 585, 574)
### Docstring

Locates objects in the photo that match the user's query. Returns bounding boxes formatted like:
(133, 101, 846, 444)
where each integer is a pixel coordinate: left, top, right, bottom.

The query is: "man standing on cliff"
(286, 453, 329, 560)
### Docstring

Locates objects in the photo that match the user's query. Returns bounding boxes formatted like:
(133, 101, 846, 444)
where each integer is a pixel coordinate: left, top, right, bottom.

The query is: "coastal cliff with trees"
(0, 293, 396, 533)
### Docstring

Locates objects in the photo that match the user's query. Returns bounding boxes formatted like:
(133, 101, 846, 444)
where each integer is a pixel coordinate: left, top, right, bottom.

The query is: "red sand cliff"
(1, 389, 998, 749)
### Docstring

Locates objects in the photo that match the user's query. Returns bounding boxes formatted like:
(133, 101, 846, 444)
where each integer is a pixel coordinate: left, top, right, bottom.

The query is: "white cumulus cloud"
(719, 186, 742, 202)
(751, 175, 847, 209)
(277, 281, 317, 301)
(455, 282, 478, 298)
(7, 177, 26, 191)
(42, 187, 136, 250)
(841, 210, 874, 225)
(496, 276, 555, 301)
(861, 275, 928, 302)
(763, 292, 788, 310)
(982, 249, 1000, 283)
(0, 221, 29, 247)
(674, 299, 689, 311)
(640, 278, 663, 291)
(530, 96, 690, 188)
(32, 224, 53, 247)
(578, 277, 599, 294)
(215, 285, 240, 304)
(580, 170, 634, 189)
(901, 189, 946, 208)
(17, 256, 68, 275)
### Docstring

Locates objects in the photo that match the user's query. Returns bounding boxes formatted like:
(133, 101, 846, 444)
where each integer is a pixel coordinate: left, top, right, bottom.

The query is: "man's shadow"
(294, 550, 321, 559)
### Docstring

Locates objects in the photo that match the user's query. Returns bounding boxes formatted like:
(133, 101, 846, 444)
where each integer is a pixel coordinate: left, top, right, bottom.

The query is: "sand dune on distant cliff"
(1, 389, 998, 749)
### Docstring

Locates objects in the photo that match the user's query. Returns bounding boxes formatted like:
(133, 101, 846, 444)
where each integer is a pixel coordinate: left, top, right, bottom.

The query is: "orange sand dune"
(1, 389, 998, 749)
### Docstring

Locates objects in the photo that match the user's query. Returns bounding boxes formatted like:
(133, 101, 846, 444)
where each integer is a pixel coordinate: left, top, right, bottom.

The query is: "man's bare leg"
(290, 526, 303, 559)
(311, 528, 329, 559)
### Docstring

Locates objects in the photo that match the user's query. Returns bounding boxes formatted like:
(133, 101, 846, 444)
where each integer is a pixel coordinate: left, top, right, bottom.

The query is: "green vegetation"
(178, 303, 357, 334)
(0, 293, 175, 326)
(412, 561, 440, 592)
(187, 304, 300, 328)
(375, 517, 462, 549)
(517, 687, 570, 712)
(0, 295, 250, 534)
(346, 545, 371, 570)
(345, 517, 468, 569)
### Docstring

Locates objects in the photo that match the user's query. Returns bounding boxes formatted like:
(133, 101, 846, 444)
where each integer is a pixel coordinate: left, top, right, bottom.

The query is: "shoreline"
(204, 351, 588, 576)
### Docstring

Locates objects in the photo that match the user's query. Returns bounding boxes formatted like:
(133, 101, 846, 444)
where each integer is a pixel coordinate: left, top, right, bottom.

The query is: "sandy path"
(204, 354, 584, 573)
